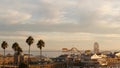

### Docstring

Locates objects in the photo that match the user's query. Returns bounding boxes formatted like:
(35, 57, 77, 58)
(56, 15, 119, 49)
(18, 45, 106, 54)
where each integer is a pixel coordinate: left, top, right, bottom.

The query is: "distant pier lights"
(94, 42, 99, 54)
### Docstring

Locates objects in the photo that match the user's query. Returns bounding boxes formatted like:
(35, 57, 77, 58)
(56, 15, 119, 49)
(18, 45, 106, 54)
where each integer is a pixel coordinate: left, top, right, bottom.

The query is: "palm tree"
(12, 42, 19, 65)
(1, 41, 8, 68)
(12, 42, 23, 66)
(37, 40, 45, 61)
(17, 46, 23, 64)
(17, 46, 23, 56)
(12, 42, 19, 52)
(26, 36, 34, 66)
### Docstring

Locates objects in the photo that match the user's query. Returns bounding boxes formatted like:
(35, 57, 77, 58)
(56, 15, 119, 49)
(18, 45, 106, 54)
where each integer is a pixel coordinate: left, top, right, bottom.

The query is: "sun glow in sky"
(0, 0, 120, 51)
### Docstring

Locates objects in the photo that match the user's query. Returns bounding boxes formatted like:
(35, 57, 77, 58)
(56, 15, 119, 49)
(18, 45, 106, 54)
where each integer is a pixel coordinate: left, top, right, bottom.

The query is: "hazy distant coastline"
(1, 49, 120, 58)
(0, 50, 63, 58)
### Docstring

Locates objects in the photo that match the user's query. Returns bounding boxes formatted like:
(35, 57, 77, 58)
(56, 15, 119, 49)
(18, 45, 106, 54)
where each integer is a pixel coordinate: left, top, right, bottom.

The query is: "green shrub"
(19, 62, 29, 68)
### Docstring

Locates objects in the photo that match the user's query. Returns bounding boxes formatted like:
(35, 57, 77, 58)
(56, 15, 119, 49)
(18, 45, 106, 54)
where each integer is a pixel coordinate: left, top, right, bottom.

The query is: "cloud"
(1, 31, 120, 50)
(0, 31, 46, 40)
(0, 10, 32, 24)
(0, 0, 120, 50)
(0, 0, 120, 25)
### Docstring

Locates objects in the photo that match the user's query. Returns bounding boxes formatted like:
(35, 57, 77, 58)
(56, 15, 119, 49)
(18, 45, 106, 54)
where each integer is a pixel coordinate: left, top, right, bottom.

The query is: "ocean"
(0, 50, 63, 58)
(24, 51, 63, 57)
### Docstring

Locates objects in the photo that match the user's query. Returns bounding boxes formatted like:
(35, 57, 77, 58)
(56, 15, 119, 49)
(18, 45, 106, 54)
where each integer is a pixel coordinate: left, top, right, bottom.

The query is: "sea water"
(0, 50, 63, 58)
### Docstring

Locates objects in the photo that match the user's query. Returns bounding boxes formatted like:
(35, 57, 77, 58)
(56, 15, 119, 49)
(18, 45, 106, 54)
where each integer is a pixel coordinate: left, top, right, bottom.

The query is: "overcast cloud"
(0, 0, 120, 51)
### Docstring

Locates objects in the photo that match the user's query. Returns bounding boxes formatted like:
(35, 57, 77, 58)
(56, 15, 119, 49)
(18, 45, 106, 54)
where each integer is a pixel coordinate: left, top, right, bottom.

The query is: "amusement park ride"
(62, 47, 81, 54)
(62, 47, 81, 61)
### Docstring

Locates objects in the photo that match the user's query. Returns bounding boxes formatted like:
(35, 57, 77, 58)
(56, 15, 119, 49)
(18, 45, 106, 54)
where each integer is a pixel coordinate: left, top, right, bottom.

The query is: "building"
(94, 42, 99, 54)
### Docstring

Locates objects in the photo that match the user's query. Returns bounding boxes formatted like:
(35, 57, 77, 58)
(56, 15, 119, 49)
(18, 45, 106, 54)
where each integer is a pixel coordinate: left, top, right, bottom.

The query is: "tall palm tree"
(12, 42, 19, 51)
(17, 46, 23, 56)
(26, 36, 34, 66)
(37, 40, 45, 61)
(12, 42, 19, 65)
(1, 41, 8, 68)
(17, 46, 23, 64)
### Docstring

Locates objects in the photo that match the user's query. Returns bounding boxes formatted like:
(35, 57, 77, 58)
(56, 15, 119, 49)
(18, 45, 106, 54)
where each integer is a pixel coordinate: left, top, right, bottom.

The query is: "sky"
(0, 0, 120, 52)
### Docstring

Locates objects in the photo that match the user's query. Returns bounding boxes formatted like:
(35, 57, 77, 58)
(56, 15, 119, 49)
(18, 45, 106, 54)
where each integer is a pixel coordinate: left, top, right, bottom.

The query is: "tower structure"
(94, 42, 99, 54)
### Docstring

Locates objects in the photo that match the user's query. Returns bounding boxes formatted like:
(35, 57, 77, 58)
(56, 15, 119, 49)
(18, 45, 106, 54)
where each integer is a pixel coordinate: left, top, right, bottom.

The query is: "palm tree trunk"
(28, 46, 30, 68)
(17, 54, 19, 66)
(14, 52, 16, 65)
(40, 49, 42, 60)
(40, 49, 42, 68)
(3, 49, 5, 68)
